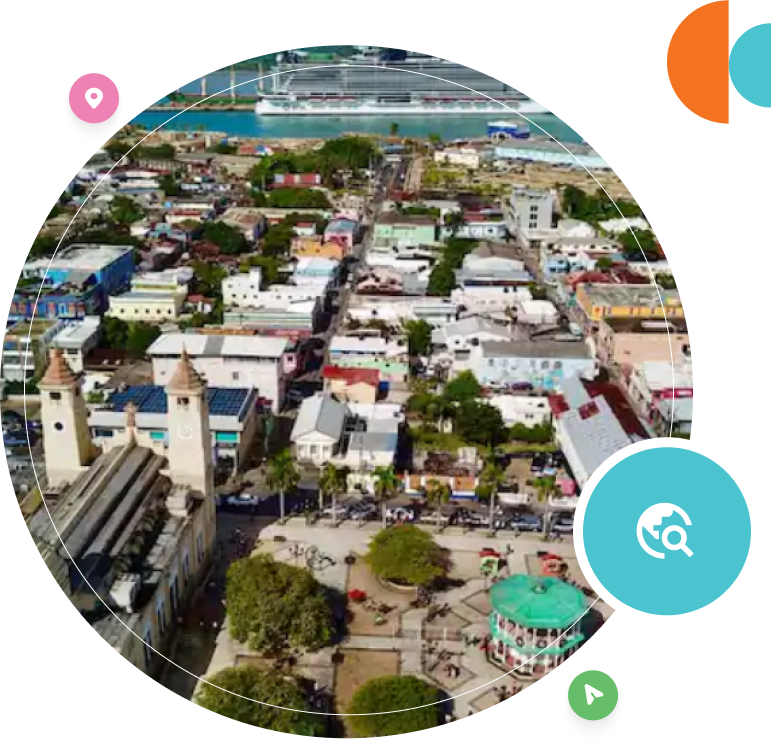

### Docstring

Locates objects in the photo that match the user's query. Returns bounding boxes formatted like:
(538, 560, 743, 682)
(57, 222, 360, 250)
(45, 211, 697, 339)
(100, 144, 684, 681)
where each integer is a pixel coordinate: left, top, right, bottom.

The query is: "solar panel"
(107, 385, 254, 418)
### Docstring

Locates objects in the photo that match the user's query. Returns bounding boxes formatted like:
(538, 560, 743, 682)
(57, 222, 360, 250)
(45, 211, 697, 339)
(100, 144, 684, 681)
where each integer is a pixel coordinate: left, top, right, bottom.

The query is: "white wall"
(152, 356, 284, 413)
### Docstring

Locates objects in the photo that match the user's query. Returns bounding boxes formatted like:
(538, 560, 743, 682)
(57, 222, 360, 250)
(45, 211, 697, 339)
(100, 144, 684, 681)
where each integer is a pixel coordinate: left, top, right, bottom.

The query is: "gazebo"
(488, 574, 588, 679)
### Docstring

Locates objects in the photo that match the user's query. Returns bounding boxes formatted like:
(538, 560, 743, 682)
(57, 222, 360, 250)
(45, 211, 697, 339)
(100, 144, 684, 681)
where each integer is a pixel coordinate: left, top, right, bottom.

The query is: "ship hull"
(254, 101, 548, 116)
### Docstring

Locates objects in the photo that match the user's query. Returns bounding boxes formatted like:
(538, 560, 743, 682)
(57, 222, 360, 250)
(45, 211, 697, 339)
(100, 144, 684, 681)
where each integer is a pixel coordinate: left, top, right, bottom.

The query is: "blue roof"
(107, 385, 257, 421)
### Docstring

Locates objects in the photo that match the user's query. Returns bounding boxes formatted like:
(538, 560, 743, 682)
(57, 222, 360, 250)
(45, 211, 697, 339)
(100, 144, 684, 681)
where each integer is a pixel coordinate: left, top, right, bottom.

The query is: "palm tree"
(426, 478, 452, 529)
(389, 122, 400, 138)
(478, 459, 505, 532)
(443, 210, 467, 237)
(373, 466, 400, 528)
(266, 449, 300, 522)
(319, 463, 348, 526)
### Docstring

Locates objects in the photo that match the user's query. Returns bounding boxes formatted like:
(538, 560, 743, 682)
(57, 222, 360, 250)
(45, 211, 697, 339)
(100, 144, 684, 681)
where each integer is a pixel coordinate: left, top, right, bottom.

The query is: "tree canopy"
(110, 195, 144, 225)
(196, 666, 324, 735)
(453, 400, 506, 446)
(226, 554, 335, 653)
(561, 185, 643, 224)
(404, 320, 432, 356)
(254, 188, 331, 210)
(444, 370, 481, 403)
(365, 525, 447, 586)
(203, 221, 249, 255)
(347, 675, 440, 737)
(101, 317, 160, 356)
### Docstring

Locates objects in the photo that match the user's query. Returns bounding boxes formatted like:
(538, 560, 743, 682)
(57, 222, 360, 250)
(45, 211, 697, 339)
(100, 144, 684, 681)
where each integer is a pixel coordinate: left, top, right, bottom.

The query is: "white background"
(13, 68, 771, 744)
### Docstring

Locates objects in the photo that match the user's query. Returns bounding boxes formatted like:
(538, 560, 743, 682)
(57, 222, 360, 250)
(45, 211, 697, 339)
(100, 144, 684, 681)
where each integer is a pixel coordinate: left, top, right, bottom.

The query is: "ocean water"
(131, 109, 583, 143)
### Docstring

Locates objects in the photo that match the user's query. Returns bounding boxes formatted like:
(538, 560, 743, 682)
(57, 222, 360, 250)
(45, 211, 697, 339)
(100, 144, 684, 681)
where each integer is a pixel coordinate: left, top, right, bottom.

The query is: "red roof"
(548, 380, 649, 440)
(322, 366, 380, 387)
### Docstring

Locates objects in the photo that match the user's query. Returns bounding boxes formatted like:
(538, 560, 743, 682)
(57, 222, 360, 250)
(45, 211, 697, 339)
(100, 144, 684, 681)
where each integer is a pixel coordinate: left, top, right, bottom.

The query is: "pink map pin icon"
(85, 88, 104, 109)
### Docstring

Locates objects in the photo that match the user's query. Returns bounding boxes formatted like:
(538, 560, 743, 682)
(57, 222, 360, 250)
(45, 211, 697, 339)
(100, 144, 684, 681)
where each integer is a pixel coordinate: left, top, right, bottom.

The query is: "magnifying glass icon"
(662, 525, 694, 557)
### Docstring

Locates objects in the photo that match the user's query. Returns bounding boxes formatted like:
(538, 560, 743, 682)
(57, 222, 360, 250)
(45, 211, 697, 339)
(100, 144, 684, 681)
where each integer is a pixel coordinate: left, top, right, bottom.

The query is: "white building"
(223, 271, 325, 314)
(291, 257, 339, 287)
(431, 316, 518, 355)
(290, 394, 400, 470)
(516, 299, 560, 326)
(51, 317, 101, 373)
(598, 217, 650, 234)
(508, 186, 556, 235)
(452, 284, 533, 315)
(222, 268, 263, 307)
(627, 355, 693, 415)
(433, 146, 491, 170)
(329, 334, 408, 362)
(346, 295, 457, 327)
(147, 332, 289, 412)
(88, 383, 261, 472)
(488, 394, 552, 427)
(551, 376, 639, 489)
(107, 268, 192, 323)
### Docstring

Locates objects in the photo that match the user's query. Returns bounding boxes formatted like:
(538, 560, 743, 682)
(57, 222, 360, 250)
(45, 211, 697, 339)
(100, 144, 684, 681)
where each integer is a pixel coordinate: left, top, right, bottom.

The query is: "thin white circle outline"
(17, 58, 675, 717)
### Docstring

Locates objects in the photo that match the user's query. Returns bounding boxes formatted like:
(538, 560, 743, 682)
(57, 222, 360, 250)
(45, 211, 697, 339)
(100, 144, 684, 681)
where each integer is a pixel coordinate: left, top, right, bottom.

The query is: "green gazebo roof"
(490, 574, 588, 629)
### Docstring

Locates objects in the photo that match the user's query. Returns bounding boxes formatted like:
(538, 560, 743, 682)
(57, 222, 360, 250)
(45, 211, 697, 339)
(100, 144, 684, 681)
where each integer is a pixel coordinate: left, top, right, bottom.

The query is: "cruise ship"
(254, 47, 549, 117)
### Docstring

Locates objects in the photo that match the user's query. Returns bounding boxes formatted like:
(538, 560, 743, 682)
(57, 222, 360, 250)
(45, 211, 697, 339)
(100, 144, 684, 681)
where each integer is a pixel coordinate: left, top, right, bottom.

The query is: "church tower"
(39, 348, 94, 488)
(165, 349, 214, 498)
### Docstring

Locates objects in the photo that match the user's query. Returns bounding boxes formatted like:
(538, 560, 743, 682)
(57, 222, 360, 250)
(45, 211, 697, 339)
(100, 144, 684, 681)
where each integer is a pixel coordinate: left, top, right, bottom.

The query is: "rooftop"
(25, 244, 134, 273)
(377, 212, 436, 227)
(580, 284, 681, 309)
(603, 318, 688, 335)
(490, 574, 588, 629)
(291, 394, 347, 442)
(322, 366, 380, 387)
(107, 384, 256, 421)
(481, 339, 592, 360)
(148, 333, 288, 359)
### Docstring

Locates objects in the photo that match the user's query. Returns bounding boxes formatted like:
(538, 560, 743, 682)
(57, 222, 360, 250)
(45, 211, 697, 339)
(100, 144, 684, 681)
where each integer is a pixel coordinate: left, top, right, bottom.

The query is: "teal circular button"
(583, 448, 751, 615)
(730, 24, 771, 108)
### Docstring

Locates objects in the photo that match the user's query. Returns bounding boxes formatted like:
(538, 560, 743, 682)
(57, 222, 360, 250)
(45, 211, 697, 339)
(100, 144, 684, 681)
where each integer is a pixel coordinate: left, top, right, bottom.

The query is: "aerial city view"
(3, 46, 690, 736)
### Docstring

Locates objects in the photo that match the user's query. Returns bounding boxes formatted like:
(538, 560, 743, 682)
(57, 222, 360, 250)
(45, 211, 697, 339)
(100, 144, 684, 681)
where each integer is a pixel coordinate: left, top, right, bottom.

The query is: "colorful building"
(291, 236, 346, 261)
(374, 212, 437, 245)
(575, 284, 684, 325)
(488, 575, 588, 678)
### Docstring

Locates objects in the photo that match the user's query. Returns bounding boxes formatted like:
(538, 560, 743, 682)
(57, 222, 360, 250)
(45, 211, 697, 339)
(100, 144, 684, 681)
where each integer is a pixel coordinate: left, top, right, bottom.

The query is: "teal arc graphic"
(728, 23, 771, 129)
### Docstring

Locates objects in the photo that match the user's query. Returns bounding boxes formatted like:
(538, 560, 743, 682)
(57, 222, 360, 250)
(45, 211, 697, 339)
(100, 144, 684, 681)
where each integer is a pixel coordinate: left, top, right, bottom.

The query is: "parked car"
(551, 512, 574, 534)
(448, 507, 486, 527)
(225, 493, 261, 509)
(508, 512, 543, 532)
(348, 499, 378, 521)
(386, 506, 416, 523)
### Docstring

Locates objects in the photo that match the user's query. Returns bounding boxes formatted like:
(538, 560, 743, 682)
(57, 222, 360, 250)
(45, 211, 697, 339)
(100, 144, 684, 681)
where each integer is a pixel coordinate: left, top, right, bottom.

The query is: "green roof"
(490, 575, 588, 629)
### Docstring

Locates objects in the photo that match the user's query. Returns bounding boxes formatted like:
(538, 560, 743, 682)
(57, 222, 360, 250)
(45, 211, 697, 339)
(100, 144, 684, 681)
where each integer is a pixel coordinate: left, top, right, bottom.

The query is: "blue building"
(10, 277, 102, 322)
(23, 244, 135, 296)
(488, 120, 531, 140)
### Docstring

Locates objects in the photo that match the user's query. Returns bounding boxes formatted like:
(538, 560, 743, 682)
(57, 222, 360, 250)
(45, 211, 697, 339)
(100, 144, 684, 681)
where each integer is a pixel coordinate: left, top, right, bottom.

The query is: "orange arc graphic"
(656, 0, 771, 129)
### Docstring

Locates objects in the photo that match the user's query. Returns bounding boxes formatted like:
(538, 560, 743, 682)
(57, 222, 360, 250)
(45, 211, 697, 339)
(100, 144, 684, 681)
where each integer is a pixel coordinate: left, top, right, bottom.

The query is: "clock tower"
(165, 348, 213, 499)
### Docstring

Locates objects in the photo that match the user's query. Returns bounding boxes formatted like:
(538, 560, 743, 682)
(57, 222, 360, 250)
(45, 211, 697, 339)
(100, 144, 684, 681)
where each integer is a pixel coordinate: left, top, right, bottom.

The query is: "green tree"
(425, 478, 452, 527)
(226, 554, 334, 654)
(29, 235, 59, 259)
(102, 316, 129, 349)
(389, 122, 400, 137)
(203, 221, 249, 255)
(444, 370, 481, 403)
(262, 223, 296, 257)
(319, 463, 348, 525)
(426, 262, 456, 297)
(617, 228, 658, 258)
(347, 675, 440, 737)
(509, 422, 553, 444)
(443, 210, 467, 237)
(135, 143, 176, 160)
(656, 273, 676, 290)
(373, 465, 400, 528)
(209, 142, 237, 155)
(104, 140, 133, 160)
(267, 448, 300, 521)
(264, 188, 331, 209)
(125, 322, 161, 356)
(454, 400, 506, 446)
(595, 256, 614, 271)
(189, 260, 228, 298)
(196, 666, 324, 735)
(159, 174, 181, 197)
(428, 133, 442, 146)
(110, 195, 144, 226)
(403, 319, 432, 356)
(365, 525, 447, 587)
